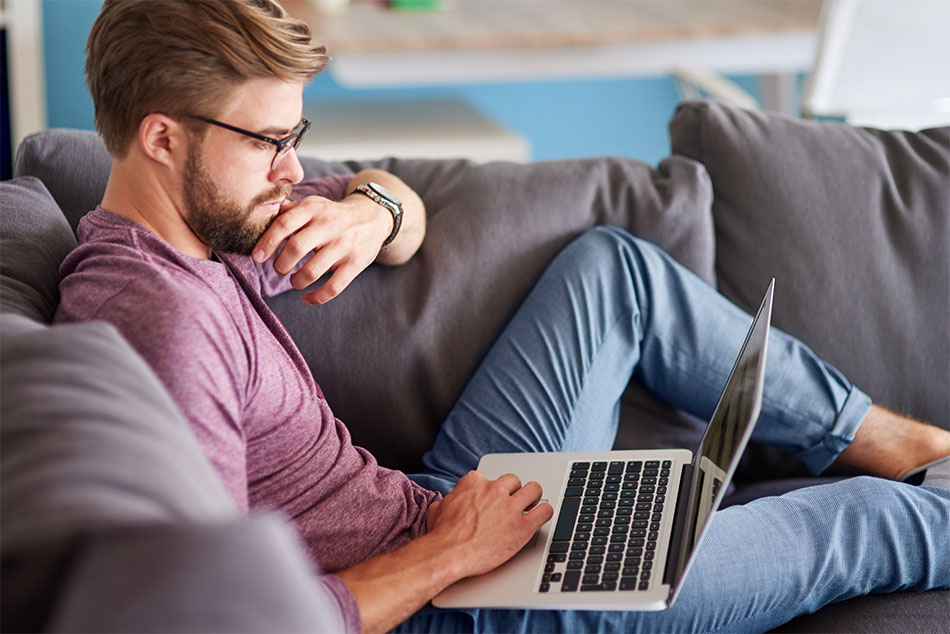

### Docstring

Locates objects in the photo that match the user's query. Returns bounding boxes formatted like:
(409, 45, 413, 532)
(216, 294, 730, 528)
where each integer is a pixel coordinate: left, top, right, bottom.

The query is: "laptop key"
(619, 576, 639, 590)
(561, 570, 581, 591)
(565, 487, 584, 497)
(581, 582, 617, 592)
(549, 542, 569, 553)
(552, 497, 581, 541)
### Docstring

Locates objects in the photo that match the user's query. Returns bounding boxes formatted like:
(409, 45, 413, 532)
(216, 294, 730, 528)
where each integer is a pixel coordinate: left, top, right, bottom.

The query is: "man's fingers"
(253, 204, 312, 263)
(511, 480, 544, 508)
(495, 473, 524, 495)
(524, 497, 554, 525)
(303, 265, 360, 305)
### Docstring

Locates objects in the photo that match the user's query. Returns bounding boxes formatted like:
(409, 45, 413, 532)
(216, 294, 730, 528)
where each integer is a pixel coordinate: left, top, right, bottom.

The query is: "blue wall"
(43, 0, 761, 167)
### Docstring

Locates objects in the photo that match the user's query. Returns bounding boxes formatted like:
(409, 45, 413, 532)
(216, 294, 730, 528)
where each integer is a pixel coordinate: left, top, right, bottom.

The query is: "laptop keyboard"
(540, 459, 672, 593)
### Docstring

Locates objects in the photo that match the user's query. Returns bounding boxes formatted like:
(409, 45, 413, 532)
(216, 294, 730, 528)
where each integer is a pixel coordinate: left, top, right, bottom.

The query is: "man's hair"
(86, 0, 328, 157)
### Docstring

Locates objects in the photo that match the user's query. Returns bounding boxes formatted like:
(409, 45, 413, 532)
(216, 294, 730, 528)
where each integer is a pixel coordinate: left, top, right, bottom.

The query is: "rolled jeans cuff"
(798, 386, 872, 474)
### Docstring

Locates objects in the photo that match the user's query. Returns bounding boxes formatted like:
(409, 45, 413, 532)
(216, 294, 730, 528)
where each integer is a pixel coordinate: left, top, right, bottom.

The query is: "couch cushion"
(0, 321, 237, 552)
(0, 319, 240, 631)
(13, 129, 113, 233)
(0, 177, 77, 326)
(269, 155, 716, 469)
(670, 100, 950, 476)
(41, 516, 346, 634)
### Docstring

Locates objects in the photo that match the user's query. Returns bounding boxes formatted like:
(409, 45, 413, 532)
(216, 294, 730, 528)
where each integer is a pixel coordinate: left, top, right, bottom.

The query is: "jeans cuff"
(798, 387, 873, 475)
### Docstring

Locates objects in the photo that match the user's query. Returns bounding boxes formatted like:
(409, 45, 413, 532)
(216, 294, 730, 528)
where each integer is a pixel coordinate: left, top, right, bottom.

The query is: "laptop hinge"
(663, 463, 695, 587)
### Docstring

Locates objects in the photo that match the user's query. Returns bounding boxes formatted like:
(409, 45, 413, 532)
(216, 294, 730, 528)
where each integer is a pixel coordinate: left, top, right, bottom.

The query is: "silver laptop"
(434, 280, 775, 611)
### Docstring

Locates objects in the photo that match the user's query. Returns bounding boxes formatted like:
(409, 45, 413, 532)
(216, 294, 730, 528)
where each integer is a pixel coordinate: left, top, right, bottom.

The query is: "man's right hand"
(425, 471, 554, 578)
(335, 471, 553, 633)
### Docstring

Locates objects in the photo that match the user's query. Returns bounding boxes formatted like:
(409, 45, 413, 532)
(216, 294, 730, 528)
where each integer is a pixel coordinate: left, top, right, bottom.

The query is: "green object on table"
(389, 0, 443, 11)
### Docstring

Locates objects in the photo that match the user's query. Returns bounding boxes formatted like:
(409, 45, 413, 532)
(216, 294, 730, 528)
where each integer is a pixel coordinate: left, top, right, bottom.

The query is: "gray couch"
(2, 100, 948, 632)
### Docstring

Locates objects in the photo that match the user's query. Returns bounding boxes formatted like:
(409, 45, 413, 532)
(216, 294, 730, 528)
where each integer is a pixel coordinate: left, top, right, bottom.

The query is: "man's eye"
(255, 142, 271, 151)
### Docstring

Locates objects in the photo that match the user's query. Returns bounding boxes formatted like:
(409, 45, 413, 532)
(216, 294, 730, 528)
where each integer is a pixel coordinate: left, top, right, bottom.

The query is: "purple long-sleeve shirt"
(54, 175, 441, 632)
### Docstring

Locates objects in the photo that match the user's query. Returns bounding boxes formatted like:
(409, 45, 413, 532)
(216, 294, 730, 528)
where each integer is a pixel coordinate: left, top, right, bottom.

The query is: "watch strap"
(353, 182, 403, 248)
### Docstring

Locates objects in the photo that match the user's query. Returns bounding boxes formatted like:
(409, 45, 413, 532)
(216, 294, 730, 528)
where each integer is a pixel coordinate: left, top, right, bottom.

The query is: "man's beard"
(183, 144, 290, 256)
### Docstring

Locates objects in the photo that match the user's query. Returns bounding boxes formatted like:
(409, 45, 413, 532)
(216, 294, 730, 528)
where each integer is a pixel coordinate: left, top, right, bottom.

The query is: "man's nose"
(271, 147, 305, 185)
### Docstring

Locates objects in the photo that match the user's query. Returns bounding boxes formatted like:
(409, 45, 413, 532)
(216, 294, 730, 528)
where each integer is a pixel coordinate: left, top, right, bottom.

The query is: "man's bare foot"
(836, 405, 950, 481)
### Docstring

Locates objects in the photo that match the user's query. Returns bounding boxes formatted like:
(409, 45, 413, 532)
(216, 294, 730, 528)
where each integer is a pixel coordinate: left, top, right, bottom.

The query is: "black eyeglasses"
(185, 114, 311, 170)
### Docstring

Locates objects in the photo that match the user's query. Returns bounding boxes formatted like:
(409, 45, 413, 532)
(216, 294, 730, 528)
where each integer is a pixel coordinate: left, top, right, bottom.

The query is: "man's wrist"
(351, 182, 403, 250)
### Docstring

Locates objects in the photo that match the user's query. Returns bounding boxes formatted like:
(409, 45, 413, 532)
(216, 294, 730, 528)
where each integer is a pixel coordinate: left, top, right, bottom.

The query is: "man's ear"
(138, 114, 187, 167)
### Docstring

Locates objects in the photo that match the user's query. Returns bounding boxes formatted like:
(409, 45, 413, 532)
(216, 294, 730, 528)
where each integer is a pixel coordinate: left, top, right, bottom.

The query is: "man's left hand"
(252, 169, 426, 305)
(252, 194, 391, 305)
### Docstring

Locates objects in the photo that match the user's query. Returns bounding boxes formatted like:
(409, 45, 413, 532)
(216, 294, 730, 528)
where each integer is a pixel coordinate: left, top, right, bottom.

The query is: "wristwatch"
(352, 182, 404, 249)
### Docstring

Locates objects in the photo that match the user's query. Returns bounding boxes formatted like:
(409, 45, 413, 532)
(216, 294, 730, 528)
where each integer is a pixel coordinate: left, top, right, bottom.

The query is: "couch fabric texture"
(3, 100, 948, 632)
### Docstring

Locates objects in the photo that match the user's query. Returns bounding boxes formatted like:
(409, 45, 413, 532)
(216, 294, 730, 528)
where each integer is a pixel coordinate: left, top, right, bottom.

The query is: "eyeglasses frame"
(184, 114, 311, 170)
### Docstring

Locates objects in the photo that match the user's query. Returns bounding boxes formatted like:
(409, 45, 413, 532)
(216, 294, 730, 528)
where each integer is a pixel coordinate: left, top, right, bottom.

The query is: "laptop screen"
(671, 280, 774, 592)
(691, 311, 770, 542)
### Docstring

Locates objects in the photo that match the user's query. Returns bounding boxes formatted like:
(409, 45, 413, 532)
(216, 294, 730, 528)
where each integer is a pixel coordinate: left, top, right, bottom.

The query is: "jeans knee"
(568, 226, 654, 270)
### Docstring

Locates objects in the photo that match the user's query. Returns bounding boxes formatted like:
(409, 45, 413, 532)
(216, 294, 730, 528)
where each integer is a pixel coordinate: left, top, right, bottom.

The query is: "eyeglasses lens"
(271, 120, 310, 170)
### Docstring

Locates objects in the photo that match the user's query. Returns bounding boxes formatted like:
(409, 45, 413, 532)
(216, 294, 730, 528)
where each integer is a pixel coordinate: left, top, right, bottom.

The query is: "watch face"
(367, 182, 401, 206)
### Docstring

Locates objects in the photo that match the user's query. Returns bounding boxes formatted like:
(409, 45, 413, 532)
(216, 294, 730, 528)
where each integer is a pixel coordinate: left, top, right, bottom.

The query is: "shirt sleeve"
(257, 173, 354, 298)
(321, 575, 362, 633)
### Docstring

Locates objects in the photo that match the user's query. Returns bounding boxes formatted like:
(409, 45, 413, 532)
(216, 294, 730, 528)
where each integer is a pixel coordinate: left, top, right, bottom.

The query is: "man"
(56, 1, 950, 632)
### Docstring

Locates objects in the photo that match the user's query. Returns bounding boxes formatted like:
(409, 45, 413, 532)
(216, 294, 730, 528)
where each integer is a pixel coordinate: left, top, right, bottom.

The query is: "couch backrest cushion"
(670, 101, 949, 443)
(272, 155, 716, 469)
(0, 321, 238, 555)
(0, 318, 243, 630)
(39, 516, 346, 634)
(13, 129, 113, 232)
(15, 129, 717, 470)
(0, 177, 77, 326)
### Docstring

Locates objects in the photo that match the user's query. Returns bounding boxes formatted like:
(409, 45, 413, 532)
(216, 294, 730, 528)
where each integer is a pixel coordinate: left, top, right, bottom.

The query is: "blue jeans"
(403, 227, 950, 633)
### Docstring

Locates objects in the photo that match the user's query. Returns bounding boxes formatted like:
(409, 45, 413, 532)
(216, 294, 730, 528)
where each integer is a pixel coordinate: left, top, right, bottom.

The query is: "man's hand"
(335, 472, 553, 633)
(251, 169, 425, 305)
(425, 471, 554, 578)
(252, 194, 391, 305)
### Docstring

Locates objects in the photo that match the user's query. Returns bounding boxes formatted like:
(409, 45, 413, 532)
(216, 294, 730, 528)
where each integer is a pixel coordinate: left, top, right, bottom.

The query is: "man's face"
(179, 78, 305, 255)
(182, 141, 290, 255)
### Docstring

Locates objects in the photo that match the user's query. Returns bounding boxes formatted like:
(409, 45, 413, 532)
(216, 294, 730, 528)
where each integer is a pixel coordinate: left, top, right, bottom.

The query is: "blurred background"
(3, 0, 948, 179)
